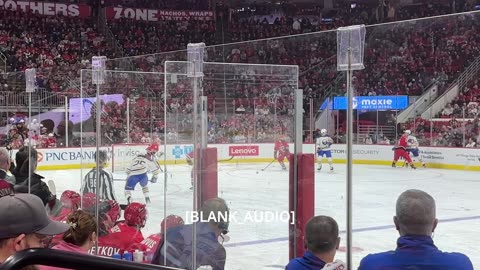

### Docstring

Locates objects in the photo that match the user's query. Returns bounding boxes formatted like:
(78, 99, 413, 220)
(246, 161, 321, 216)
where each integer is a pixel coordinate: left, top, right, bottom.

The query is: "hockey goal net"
(110, 143, 150, 173)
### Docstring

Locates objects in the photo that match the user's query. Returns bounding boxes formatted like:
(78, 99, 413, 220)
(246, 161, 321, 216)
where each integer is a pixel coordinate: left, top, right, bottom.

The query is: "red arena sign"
(229, 146, 259, 157)
(0, 0, 91, 17)
(106, 7, 215, 21)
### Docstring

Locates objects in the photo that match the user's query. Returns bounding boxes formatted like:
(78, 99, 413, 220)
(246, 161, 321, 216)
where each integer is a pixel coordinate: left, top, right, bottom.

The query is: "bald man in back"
(358, 189, 473, 270)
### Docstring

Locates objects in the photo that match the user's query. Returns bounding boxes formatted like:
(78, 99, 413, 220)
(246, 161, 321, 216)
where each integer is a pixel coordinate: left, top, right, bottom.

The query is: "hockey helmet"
(82, 192, 97, 209)
(124, 202, 148, 228)
(161, 215, 185, 232)
(404, 130, 411, 135)
(146, 143, 159, 153)
(321, 129, 327, 136)
(106, 200, 121, 223)
(60, 190, 81, 210)
(94, 150, 109, 164)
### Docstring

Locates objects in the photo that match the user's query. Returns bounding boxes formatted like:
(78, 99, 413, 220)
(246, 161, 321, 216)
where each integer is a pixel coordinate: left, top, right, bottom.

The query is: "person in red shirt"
(47, 133, 57, 148)
(141, 215, 184, 263)
(392, 130, 416, 169)
(274, 135, 291, 171)
(91, 202, 147, 257)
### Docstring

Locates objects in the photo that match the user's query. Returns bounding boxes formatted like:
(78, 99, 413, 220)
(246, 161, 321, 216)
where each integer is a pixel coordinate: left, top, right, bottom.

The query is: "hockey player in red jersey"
(392, 130, 416, 169)
(50, 190, 82, 247)
(52, 190, 81, 221)
(141, 215, 185, 262)
(91, 202, 147, 257)
(274, 135, 291, 170)
(82, 192, 97, 209)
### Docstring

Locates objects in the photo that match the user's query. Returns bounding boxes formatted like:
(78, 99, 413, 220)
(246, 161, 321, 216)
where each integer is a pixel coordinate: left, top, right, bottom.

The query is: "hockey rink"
(41, 163, 480, 269)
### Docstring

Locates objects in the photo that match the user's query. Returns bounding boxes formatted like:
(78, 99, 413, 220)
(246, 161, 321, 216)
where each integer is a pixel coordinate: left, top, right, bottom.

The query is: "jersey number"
(133, 160, 146, 166)
(87, 175, 97, 189)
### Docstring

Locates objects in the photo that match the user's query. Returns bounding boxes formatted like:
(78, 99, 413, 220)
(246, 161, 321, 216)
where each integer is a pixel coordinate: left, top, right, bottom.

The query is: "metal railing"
(0, 248, 181, 270)
(0, 51, 6, 73)
(421, 53, 480, 119)
(357, 125, 396, 144)
(0, 90, 66, 108)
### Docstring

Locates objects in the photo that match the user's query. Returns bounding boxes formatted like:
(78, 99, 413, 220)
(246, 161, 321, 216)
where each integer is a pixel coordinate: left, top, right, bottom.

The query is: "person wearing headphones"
(151, 197, 229, 270)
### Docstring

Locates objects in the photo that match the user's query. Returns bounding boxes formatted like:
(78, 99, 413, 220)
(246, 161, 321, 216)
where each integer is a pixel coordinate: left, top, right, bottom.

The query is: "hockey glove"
(150, 175, 158, 183)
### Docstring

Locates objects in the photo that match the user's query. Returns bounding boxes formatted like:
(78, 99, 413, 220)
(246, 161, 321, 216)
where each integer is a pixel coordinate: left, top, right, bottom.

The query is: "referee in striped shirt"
(82, 150, 117, 201)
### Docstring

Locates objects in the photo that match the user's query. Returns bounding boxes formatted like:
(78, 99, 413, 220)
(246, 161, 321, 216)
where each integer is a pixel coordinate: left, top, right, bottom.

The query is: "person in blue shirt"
(151, 198, 229, 270)
(285, 215, 342, 270)
(358, 189, 474, 270)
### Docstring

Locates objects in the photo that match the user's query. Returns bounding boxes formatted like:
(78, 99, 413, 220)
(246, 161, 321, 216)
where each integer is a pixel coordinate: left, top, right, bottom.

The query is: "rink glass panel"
(164, 61, 299, 269)
(78, 69, 168, 254)
(56, 10, 480, 268)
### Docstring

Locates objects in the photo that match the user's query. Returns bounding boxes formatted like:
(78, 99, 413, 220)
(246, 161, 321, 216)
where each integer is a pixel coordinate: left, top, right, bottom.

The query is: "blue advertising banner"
(319, 98, 331, 110)
(332, 95, 408, 110)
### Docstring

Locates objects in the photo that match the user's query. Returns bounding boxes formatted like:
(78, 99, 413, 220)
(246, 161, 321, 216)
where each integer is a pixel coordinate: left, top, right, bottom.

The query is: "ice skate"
(145, 196, 151, 204)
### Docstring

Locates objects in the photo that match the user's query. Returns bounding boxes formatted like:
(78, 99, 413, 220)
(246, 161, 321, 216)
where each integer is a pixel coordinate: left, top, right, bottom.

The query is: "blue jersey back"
(358, 236, 473, 270)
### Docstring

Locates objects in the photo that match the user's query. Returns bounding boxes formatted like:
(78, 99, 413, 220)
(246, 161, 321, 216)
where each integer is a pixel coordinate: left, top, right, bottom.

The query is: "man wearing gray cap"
(0, 193, 70, 265)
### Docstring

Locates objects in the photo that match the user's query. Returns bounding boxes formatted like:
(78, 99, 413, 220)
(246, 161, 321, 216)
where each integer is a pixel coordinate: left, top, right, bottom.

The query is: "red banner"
(229, 146, 259, 157)
(0, 1, 91, 17)
(106, 7, 214, 21)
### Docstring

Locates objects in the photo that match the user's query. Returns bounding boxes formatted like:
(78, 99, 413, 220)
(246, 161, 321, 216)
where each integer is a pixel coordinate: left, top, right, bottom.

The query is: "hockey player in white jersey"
(82, 150, 117, 201)
(124, 143, 161, 204)
(316, 129, 334, 171)
(405, 130, 426, 168)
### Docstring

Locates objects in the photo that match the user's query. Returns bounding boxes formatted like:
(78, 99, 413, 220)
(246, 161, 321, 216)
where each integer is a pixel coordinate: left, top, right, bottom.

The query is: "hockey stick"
(219, 156, 234, 162)
(47, 180, 57, 195)
(261, 159, 276, 171)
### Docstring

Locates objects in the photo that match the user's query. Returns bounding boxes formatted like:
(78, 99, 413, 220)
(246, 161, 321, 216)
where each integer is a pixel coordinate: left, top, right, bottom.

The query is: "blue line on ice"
(224, 215, 480, 248)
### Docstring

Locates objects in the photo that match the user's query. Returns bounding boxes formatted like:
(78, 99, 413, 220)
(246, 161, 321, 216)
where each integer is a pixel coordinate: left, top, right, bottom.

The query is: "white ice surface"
(40, 163, 480, 269)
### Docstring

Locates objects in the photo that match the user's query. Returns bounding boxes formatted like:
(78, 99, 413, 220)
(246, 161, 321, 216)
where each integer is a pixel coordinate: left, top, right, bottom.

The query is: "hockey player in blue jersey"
(125, 143, 161, 205)
(405, 130, 426, 168)
(316, 129, 334, 171)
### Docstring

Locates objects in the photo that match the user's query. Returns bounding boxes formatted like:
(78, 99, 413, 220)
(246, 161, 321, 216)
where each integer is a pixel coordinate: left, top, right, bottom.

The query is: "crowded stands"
(1, 1, 480, 148)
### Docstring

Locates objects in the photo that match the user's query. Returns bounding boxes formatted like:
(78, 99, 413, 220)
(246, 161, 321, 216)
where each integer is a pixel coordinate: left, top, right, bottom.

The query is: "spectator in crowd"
(465, 137, 476, 148)
(285, 215, 343, 270)
(0, 193, 69, 265)
(12, 146, 61, 214)
(0, 148, 14, 185)
(441, 103, 454, 117)
(40, 210, 98, 270)
(358, 189, 474, 270)
(152, 197, 229, 270)
(0, 179, 14, 197)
